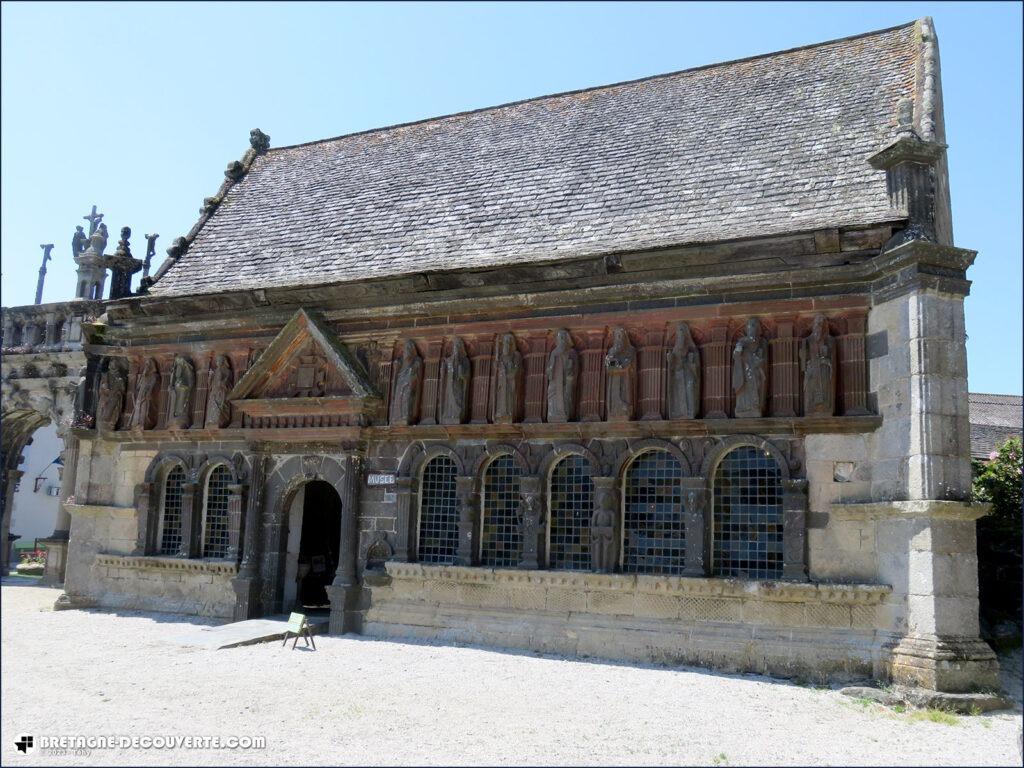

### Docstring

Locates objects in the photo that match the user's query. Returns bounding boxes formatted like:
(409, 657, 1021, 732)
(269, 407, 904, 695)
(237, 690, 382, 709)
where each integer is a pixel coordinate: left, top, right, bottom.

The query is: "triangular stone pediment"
(228, 309, 379, 420)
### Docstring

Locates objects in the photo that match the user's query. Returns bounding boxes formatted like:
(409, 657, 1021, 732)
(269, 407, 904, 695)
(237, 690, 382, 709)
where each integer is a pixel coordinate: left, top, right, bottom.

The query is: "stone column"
(178, 480, 199, 558)
(43, 313, 57, 350)
(0, 469, 24, 575)
(226, 483, 245, 561)
(232, 454, 266, 620)
(419, 340, 443, 425)
(769, 320, 799, 417)
(578, 331, 606, 422)
(781, 478, 808, 581)
(701, 323, 730, 419)
(680, 478, 707, 577)
(392, 476, 418, 562)
(522, 333, 548, 423)
(40, 432, 79, 585)
(591, 477, 619, 572)
(518, 475, 544, 569)
(455, 475, 478, 566)
(469, 336, 494, 424)
(639, 328, 665, 420)
(1, 311, 13, 348)
(327, 455, 362, 634)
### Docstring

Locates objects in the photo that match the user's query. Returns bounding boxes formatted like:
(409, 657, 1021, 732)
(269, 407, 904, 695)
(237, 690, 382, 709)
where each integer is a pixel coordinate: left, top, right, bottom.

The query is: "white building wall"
(9, 423, 63, 555)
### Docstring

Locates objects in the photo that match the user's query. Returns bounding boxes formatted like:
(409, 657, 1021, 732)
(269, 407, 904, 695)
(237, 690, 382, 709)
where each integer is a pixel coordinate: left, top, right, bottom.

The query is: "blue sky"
(2, 2, 1021, 394)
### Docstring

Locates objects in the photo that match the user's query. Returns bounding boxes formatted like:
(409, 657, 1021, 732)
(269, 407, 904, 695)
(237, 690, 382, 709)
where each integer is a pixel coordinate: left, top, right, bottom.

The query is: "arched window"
(548, 455, 593, 570)
(622, 450, 686, 575)
(202, 465, 232, 558)
(712, 446, 783, 580)
(158, 465, 186, 556)
(480, 455, 522, 568)
(417, 455, 459, 564)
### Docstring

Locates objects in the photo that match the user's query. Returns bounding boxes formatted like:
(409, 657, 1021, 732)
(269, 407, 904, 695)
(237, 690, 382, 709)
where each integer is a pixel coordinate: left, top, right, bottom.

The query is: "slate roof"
(151, 20, 929, 297)
(969, 393, 1023, 459)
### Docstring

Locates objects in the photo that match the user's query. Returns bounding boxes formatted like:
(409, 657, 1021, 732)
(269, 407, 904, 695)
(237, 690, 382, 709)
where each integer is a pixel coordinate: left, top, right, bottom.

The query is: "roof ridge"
(969, 393, 1023, 400)
(269, 19, 920, 154)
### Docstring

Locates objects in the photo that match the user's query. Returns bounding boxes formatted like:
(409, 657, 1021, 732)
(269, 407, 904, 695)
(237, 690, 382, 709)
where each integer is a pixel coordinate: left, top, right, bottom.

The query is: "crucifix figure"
(83, 205, 104, 236)
(35, 244, 53, 305)
(143, 233, 159, 277)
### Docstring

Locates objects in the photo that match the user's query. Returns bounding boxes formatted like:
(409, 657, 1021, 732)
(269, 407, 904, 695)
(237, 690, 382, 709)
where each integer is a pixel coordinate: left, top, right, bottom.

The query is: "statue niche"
(545, 329, 578, 423)
(390, 340, 423, 425)
(167, 354, 196, 429)
(605, 327, 636, 421)
(493, 332, 523, 424)
(667, 321, 701, 420)
(205, 354, 234, 428)
(129, 357, 159, 430)
(96, 359, 127, 433)
(732, 318, 769, 418)
(800, 314, 836, 416)
(440, 338, 471, 425)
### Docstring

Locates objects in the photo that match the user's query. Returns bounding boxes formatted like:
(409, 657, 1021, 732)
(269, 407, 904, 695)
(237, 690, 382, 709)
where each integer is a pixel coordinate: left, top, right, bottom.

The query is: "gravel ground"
(2, 581, 1021, 766)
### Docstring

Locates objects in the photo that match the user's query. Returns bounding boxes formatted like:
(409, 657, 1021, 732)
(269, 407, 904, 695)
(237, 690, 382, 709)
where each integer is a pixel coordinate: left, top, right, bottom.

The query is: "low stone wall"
(364, 563, 894, 683)
(91, 554, 237, 619)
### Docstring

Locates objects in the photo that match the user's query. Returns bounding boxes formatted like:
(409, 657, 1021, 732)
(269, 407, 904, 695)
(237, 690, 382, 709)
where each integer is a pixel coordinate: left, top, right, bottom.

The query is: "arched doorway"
(282, 480, 342, 612)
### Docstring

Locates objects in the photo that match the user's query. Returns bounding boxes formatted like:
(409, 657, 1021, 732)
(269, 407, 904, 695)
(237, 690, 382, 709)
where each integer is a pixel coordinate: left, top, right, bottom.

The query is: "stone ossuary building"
(1, 18, 1000, 693)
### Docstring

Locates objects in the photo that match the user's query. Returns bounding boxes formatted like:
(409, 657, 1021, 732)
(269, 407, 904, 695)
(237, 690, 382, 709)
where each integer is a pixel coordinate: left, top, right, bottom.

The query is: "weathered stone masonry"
(0, 18, 998, 692)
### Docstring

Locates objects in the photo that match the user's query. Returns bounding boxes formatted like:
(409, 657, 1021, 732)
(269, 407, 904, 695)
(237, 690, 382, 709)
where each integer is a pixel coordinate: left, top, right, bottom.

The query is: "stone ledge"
(383, 563, 891, 605)
(830, 500, 991, 522)
(64, 503, 136, 518)
(94, 554, 239, 576)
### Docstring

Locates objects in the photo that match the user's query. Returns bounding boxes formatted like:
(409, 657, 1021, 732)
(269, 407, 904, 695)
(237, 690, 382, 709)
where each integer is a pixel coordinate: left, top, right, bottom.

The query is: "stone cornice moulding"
(383, 563, 892, 605)
(64, 503, 137, 518)
(95, 553, 239, 576)
(829, 500, 991, 522)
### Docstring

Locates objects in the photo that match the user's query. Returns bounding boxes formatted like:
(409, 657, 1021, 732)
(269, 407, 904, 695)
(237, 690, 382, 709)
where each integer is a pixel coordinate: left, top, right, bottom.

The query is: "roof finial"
(896, 98, 917, 140)
(249, 128, 270, 154)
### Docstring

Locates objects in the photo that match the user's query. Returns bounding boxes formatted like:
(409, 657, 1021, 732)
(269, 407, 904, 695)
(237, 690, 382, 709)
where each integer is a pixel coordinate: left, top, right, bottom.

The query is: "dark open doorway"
(296, 480, 341, 611)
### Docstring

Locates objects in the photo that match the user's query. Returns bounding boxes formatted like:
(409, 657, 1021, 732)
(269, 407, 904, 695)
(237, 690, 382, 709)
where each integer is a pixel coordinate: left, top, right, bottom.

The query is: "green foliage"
(972, 437, 1022, 521)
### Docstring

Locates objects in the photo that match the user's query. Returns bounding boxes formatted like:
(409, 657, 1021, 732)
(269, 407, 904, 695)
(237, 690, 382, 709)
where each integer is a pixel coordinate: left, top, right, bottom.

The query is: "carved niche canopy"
(226, 309, 380, 423)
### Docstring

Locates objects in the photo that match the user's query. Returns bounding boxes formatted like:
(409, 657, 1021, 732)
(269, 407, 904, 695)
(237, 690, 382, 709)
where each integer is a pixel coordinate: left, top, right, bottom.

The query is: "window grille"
(159, 466, 185, 556)
(480, 455, 522, 568)
(203, 466, 232, 558)
(623, 450, 686, 575)
(712, 446, 783, 579)
(548, 455, 593, 570)
(417, 456, 459, 564)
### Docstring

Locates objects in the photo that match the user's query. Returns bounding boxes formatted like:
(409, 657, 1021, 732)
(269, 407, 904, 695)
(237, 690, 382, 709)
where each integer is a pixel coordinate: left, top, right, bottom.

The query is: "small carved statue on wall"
(605, 326, 636, 421)
(590, 485, 618, 573)
(732, 318, 769, 418)
(129, 357, 159, 430)
(800, 314, 836, 416)
(518, 483, 544, 569)
(440, 338, 471, 425)
(494, 332, 523, 424)
(71, 226, 88, 258)
(667, 321, 701, 419)
(168, 354, 196, 429)
(205, 354, 234, 428)
(96, 361, 126, 432)
(545, 329, 578, 423)
(390, 340, 423, 425)
(87, 222, 109, 256)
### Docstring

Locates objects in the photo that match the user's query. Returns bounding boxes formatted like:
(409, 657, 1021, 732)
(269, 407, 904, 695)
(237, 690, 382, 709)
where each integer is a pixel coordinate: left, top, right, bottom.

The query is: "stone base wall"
(364, 563, 894, 683)
(90, 555, 237, 618)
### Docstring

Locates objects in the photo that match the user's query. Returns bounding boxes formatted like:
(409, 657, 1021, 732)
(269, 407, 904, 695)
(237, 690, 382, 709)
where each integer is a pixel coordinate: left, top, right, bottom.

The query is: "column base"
(230, 575, 261, 621)
(52, 592, 96, 611)
(326, 583, 363, 635)
(38, 534, 69, 587)
(888, 634, 1000, 693)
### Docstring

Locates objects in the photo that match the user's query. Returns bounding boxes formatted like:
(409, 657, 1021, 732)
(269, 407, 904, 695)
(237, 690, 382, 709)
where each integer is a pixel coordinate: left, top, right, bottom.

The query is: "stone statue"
(71, 226, 88, 258)
(142, 233, 158, 278)
(800, 314, 836, 416)
(250, 128, 271, 153)
(667, 322, 701, 419)
(129, 358, 159, 430)
(732, 318, 769, 418)
(440, 338, 470, 425)
(494, 332, 522, 423)
(96, 361, 126, 432)
(390, 340, 423, 425)
(545, 329, 578, 422)
(72, 364, 91, 427)
(205, 354, 234, 428)
(605, 327, 636, 421)
(168, 354, 195, 429)
(87, 222, 109, 256)
(115, 227, 132, 257)
(590, 486, 618, 573)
